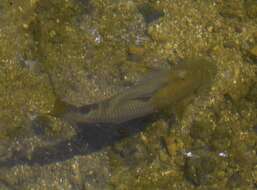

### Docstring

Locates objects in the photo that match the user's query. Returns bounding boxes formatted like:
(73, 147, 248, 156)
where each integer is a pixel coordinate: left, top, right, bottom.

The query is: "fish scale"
(106, 99, 154, 124)
(63, 99, 154, 124)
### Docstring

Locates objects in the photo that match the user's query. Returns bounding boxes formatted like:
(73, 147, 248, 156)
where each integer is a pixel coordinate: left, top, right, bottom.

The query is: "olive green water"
(0, 0, 256, 189)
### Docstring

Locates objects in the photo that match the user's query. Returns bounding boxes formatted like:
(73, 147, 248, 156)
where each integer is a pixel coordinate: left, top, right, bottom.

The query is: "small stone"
(128, 46, 145, 56)
(207, 26, 214, 33)
(223, 41, 238, 49)
(22, 23, 29, 29)
(234, 26, 244, 33)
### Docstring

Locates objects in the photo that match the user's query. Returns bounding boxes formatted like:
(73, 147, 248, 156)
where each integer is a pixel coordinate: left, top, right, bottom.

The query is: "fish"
(54, 57, 217, 125)
(61, 69, 170, 124)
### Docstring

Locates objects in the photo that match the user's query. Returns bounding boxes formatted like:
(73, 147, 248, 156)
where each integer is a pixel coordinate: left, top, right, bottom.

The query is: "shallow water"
(0, 0, 256, 189)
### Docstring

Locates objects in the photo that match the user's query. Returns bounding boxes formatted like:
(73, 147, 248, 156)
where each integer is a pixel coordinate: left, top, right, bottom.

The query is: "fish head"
(152, 57, 217, 111)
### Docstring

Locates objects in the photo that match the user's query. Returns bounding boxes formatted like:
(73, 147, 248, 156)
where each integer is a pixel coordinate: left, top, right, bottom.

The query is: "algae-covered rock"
(0, 60, 55, 140)
(184, 152, 218, 186)
(26, 0, 154, 106)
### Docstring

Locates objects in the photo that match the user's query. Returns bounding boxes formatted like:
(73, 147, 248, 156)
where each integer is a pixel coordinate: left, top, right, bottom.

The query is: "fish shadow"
(0, 117, 153, 168)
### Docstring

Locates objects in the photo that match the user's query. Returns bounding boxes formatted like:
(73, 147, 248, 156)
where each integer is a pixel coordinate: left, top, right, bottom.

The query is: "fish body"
(109, 69, 170, 109)
(59, 57, 217, 124)
(64, 99, 155, 124)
